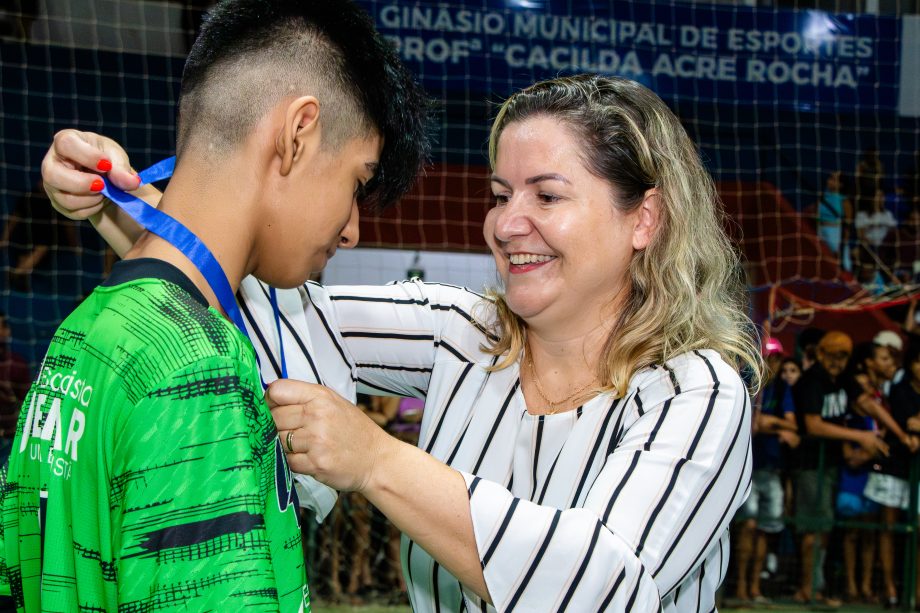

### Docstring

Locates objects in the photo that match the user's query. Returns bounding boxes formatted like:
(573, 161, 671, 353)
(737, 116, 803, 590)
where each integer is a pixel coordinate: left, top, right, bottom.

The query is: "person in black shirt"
(792, 330, 889, 604)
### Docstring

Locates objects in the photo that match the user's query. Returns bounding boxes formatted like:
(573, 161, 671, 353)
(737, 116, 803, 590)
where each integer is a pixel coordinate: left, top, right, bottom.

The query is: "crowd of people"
(732, 314, 920, 608)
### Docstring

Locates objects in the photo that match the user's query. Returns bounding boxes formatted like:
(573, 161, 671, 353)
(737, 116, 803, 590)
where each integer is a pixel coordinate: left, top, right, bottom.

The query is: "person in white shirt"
(853, 188, 897, 287)
(855, 190, 897, 249)
(42, 74, 761, 612)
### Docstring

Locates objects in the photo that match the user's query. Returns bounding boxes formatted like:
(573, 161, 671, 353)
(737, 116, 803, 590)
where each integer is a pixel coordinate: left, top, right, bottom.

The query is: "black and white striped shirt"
(238, 278, 752, 612)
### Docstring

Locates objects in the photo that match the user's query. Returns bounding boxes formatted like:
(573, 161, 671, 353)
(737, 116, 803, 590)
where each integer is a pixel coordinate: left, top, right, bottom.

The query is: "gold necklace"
(527, 351, 595, 414)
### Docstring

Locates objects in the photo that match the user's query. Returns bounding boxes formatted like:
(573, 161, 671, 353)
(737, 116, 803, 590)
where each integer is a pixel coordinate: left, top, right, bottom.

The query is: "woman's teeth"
(509, 254, 555, 265)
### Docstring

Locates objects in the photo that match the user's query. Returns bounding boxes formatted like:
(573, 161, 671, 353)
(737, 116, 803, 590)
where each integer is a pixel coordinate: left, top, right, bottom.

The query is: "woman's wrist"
(360, 429, 406, 498)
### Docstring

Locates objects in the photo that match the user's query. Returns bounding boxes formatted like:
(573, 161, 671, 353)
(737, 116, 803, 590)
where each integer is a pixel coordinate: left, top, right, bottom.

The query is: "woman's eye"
(538, 192, 560, 203)
(493, 194, 509, 206)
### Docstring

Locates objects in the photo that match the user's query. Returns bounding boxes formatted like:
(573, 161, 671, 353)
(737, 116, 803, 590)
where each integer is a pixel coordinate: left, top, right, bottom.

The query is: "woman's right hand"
(41, 129, 140, 220)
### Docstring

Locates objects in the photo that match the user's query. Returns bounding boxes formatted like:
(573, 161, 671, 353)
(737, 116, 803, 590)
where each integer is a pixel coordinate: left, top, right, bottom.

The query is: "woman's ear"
(632, 187, 660, 250)
(275, 96, 321, 176)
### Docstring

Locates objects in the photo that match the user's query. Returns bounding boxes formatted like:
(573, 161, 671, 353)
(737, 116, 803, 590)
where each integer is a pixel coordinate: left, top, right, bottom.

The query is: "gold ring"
(285, 430, 295, 453)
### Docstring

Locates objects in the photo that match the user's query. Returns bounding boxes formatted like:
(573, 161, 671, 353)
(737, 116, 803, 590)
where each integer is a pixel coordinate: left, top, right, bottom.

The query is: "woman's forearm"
(363, 439, 491, 602)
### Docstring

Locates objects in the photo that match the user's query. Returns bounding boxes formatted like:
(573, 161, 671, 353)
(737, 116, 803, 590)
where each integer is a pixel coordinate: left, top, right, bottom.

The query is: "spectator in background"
(815, 171, 853, 270)
(733, 339, 799, 605)
(854, 188, 897, 288)
(0, 312, 30, 465)
(891, 341, 920, 606)
(792, 331, 889, 605)
(780, 357, 803, 388)
(836, 342, 901, 605)
(874, 330, 905, 395)
(854, 342, 917, 609)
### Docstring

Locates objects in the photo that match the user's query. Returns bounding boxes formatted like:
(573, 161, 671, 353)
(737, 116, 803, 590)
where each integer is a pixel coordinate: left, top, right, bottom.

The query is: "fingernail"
(135, 175, 142, 187)
(90, 179, 105, 192)
(96, 159, 112, 172)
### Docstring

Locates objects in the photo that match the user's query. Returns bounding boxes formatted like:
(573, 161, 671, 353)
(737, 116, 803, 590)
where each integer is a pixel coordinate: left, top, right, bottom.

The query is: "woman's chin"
(504, 296, 550, 322)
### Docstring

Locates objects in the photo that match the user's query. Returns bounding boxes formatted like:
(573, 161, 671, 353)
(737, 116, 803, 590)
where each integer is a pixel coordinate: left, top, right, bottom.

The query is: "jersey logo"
(274, 437, 299, 516)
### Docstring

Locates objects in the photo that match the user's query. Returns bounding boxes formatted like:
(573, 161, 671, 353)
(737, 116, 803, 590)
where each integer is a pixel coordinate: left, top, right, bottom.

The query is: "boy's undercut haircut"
(177, 0, 432, 210)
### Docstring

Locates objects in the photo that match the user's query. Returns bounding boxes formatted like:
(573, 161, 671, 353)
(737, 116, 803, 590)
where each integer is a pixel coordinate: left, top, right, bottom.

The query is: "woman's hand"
(41, 129, 139, 220)
(268, 380, 489, 602)
(266, 379, 393, 493)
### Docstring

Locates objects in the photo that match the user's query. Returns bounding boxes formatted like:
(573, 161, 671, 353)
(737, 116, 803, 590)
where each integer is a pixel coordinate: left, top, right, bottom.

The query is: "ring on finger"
(285, 430, 295, 453)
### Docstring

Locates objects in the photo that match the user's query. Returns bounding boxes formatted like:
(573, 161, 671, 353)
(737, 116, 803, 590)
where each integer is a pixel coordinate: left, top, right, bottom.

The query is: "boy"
(0, 0, 429, 610)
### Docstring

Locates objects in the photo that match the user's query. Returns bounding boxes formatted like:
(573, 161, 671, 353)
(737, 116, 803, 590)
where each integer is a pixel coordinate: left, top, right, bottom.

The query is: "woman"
(42, 75, 760, 611)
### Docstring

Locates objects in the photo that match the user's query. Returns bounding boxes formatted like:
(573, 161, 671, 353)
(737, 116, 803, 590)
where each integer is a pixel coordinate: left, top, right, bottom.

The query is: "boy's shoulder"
(70, 259, 254, 382)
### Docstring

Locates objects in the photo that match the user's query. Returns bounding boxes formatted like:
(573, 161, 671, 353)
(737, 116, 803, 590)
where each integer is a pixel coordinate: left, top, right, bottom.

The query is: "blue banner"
(358, 0, 900, 112)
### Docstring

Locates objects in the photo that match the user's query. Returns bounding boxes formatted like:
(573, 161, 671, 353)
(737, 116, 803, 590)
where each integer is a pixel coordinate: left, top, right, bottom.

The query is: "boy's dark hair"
(177, 0, 431, 210)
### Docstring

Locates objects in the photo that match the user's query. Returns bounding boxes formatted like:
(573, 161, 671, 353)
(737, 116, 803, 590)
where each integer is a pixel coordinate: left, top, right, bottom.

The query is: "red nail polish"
(96, 159, 112, 172)
(90, 179, 105, 192)
(135, 175, 142, 186)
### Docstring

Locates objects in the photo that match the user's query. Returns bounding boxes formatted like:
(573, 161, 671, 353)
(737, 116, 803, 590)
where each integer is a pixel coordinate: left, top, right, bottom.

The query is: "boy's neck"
(123, 155, 260, 316)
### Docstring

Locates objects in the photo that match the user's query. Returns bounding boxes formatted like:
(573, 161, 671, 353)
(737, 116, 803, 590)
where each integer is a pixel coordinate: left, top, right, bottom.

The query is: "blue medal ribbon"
(101, 157, 287, 386)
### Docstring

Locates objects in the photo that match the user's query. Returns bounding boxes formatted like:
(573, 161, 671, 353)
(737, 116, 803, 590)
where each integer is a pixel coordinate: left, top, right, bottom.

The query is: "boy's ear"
(275, 96, 321, 176)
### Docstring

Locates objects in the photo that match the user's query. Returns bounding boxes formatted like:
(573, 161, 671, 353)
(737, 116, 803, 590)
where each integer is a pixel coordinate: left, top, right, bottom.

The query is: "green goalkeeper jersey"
(0, 259, 309, 612)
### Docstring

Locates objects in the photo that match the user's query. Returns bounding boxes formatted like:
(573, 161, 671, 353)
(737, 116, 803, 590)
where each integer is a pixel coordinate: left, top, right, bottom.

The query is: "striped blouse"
(238, 277, 752, 612)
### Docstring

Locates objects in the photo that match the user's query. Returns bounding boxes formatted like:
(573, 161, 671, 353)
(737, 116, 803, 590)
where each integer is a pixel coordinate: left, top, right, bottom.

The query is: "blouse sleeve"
(459, 351, 751, 611)
(301, 279, 490, 397)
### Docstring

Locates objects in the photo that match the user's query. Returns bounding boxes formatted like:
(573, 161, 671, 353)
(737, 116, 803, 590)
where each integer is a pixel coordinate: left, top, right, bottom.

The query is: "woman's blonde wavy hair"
(482, 74, 763, 396)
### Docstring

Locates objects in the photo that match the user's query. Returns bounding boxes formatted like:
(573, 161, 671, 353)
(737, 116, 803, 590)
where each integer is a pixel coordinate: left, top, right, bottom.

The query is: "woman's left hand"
(266, 379, 391, 492)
